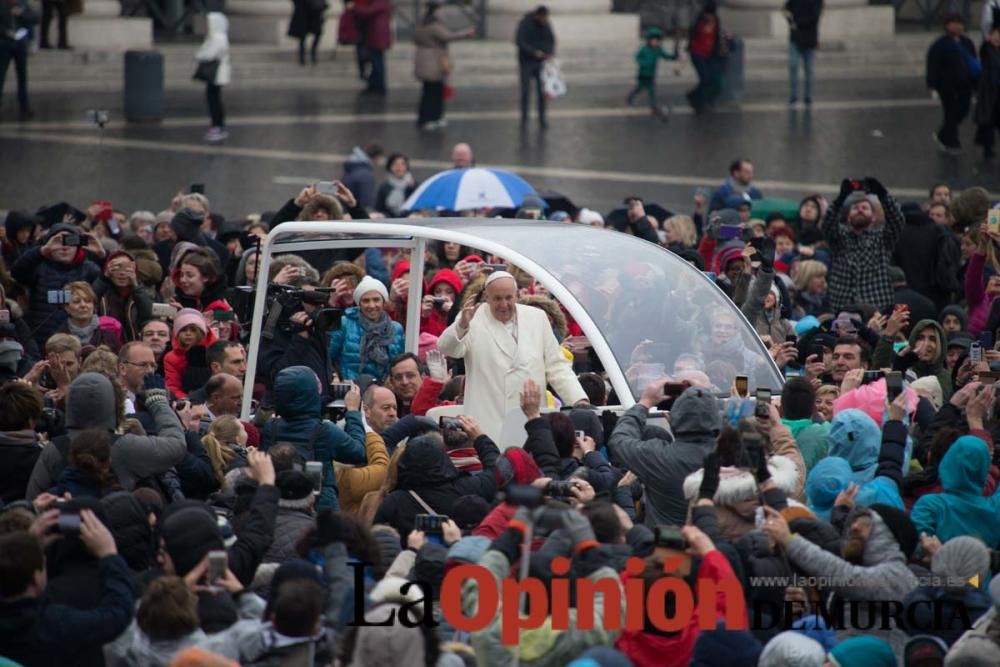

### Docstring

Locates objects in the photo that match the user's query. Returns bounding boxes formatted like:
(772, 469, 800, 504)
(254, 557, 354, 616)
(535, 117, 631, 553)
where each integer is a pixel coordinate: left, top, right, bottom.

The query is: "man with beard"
(762, 502, 919, 656)
(821, 177, 904, 312)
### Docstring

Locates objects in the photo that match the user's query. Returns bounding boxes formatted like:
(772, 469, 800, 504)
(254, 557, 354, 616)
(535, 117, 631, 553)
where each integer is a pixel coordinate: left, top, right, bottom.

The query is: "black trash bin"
(124, 50, 164, 123)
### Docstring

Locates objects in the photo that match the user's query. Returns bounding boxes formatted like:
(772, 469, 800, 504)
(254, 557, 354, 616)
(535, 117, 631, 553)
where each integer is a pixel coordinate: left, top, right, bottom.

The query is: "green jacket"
(782, 418, 830, 472)
(635, 44, 676, 78)
(462, 549, 623, 666)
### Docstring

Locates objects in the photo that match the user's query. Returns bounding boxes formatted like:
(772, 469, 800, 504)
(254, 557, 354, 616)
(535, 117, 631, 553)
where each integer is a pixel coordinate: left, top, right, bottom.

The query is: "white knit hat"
(353, 275, 389, 304)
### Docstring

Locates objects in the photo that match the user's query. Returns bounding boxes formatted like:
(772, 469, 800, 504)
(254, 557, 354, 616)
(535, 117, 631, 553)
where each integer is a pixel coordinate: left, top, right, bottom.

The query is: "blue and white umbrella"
(403, 168, 538, 212)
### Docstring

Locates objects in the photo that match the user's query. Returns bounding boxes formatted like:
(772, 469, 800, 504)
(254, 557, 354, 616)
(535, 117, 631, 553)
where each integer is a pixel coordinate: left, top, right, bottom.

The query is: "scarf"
(359, 311, 395, 370)
(68, 314, 101, 345)
(383, 173, 412, 215)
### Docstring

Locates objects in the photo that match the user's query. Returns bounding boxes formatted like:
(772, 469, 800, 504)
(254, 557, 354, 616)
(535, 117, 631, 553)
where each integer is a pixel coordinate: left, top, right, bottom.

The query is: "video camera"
(230, 284, 343, 341)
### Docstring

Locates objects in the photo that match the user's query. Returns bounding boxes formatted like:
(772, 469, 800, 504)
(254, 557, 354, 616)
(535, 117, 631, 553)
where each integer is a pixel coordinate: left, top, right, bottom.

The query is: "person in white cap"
(437, 270, 588, 443)
(328, 275, 404, 381)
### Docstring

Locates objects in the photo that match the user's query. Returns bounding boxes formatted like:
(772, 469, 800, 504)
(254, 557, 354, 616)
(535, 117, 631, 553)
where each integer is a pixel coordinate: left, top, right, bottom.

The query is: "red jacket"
(163, 328, 218, 398)
(353, 0, 393, 51)
(616, 550, 744, 667)
(410, 377, 458, 416)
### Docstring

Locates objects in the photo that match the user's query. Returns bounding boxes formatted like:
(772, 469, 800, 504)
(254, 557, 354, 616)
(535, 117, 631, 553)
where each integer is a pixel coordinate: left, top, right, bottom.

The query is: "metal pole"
(241, 233, 276, 419)
(405, 237, 426, 353)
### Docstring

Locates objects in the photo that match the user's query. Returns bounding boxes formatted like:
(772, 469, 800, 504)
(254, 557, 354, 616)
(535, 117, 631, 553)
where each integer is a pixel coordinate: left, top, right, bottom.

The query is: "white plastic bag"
(541, 59, 566, 100)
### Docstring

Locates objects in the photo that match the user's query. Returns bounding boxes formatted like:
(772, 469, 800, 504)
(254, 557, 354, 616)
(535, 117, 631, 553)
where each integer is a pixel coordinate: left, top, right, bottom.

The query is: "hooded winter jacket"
(785, 510, 920, 655)
(328, 306, 404, 381)
(615, 551, 746, 667)
(421, 269, 463, 336)
(872, 318, 953, 401)
(10, 224, 102, 346)
(609, 388, 722, 527)
(911, 436, 1000, 548)
(373, 436, 499, 539)
(782, 417, 830, 472)
(258, 366, 367, 511)
(26, 373, 187, 498)
(806, 416, 907, 518)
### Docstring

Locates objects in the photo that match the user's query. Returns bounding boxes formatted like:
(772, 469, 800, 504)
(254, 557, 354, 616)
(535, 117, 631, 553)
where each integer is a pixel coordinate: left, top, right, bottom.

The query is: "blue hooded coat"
(259, 366, 366, 510)
(328, 307, 404, 381)
(911, 436, 1000, 548)
(807, 410, 906, 516)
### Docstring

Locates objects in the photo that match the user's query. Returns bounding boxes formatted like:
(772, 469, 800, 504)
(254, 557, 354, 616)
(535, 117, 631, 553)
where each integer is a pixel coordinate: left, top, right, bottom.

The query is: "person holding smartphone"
(92, 250, 153, 343)
(11, 224, 102, 348)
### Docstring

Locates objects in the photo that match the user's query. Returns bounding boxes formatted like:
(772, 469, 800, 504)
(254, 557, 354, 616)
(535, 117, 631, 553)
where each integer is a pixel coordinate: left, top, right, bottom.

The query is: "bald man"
(451, 142, 474, 169)
(437, 271, 587, 444)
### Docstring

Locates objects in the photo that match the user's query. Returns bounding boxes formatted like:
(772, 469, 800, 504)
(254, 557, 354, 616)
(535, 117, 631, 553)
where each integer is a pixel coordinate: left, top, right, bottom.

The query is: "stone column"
(68, 0, 153, 50)
(720, 0, 894, 40)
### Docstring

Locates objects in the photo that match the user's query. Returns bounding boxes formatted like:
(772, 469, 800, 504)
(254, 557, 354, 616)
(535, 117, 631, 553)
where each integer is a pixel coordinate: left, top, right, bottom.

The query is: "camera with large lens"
(231, 284, 343, 341)
(545, 480, 575, 498)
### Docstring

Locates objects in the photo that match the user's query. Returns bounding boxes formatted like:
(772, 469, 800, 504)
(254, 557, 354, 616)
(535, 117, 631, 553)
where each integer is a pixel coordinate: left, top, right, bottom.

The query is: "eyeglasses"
(123, 361, 157, 370)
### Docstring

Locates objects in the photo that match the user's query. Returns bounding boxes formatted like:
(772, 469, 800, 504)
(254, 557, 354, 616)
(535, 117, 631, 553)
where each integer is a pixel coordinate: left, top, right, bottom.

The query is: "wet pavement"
(2, 72, 998, 219)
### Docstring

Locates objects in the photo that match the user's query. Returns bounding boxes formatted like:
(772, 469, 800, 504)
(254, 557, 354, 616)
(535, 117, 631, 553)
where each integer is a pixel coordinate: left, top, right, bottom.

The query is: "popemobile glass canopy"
(242, 219, 783, 418)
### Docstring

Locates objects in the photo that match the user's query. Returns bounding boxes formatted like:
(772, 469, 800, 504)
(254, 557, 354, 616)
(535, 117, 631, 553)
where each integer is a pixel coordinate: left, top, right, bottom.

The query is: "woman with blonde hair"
(201, 415, 249, 487)
(663, 215, 698, 249)
(792, 259, 831, 317)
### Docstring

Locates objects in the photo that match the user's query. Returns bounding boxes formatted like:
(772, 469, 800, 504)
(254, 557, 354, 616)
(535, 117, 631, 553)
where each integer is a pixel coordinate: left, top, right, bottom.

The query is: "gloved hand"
(561, 508, 597, 549)
(698, 451, 721, 500)
(755, 237, 775, 270)
(837, 178, 855, 204)
(749, 440, 771, 484)
(143, 373, 169, 406)
(863, 177, 888, 199)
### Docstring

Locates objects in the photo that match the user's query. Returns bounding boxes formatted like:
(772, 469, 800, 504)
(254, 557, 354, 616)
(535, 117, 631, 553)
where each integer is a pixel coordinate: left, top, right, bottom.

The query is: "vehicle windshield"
(270, 220, 782, 399)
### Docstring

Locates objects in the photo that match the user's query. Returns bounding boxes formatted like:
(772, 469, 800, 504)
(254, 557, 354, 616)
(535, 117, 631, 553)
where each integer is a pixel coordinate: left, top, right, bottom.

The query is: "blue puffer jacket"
(259, 366, 366, 510)
(328, 307, 404, 381)
(11, 228, 101, 347)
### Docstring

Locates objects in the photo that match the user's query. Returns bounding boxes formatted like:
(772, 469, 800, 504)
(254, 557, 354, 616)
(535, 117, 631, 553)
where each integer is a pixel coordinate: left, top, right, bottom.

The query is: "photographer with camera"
(821, 177, 904, 313)
(609, 380, 722, 527)
(520, 379, 619, 494)
(259, 366, 366, 511)
(463, 497, 623, 666)
(0, 502, 135, 666)
(256, 277, 336, 403)
(11, 224, 103, 348)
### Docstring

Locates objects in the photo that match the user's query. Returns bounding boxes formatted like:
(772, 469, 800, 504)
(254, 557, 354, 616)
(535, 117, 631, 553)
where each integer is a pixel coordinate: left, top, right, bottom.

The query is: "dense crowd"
(1, 145, 1000, 667)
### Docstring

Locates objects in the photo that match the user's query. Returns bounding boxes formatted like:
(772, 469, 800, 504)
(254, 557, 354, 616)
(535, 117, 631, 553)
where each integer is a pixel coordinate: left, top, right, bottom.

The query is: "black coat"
(785, 0, 822, 51)
(927, 34, 978, 92)
(0, 431, 42, 503)
(373, 437, 499, 539)
(892, 209, 961, 311)
(288, 0, 326, 38)
(10, 239, 101, 347)
(515, 12, 555, 64)
(0, 554, 135, 667)
(976, 41, 1000, 126)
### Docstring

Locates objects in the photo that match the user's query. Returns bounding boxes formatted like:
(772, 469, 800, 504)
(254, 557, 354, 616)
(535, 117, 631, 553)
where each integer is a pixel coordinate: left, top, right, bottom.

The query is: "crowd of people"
(2, 142, 1000, 667)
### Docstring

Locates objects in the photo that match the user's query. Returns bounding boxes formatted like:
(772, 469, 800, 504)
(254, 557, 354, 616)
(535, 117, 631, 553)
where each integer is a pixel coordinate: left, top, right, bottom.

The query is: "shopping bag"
(541, 59, 566, 100)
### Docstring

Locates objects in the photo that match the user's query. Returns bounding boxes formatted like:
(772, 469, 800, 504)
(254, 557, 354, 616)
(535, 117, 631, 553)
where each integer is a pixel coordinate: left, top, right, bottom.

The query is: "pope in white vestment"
(437, 272, 587, 443)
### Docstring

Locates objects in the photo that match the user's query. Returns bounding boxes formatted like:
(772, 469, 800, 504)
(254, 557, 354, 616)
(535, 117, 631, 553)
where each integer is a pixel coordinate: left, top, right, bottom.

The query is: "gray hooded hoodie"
(609, 387, 721, 526)
(785, 509, 919, 656)
(26, 372, 187, 498)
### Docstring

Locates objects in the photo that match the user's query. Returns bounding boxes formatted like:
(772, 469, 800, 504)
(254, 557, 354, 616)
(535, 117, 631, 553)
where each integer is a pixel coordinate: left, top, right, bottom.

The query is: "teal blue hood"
(939, 435, 990, 497)
(828, 409, 881, 482)
(806, 456, 853, 518)
(274, 366, 323, 418)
